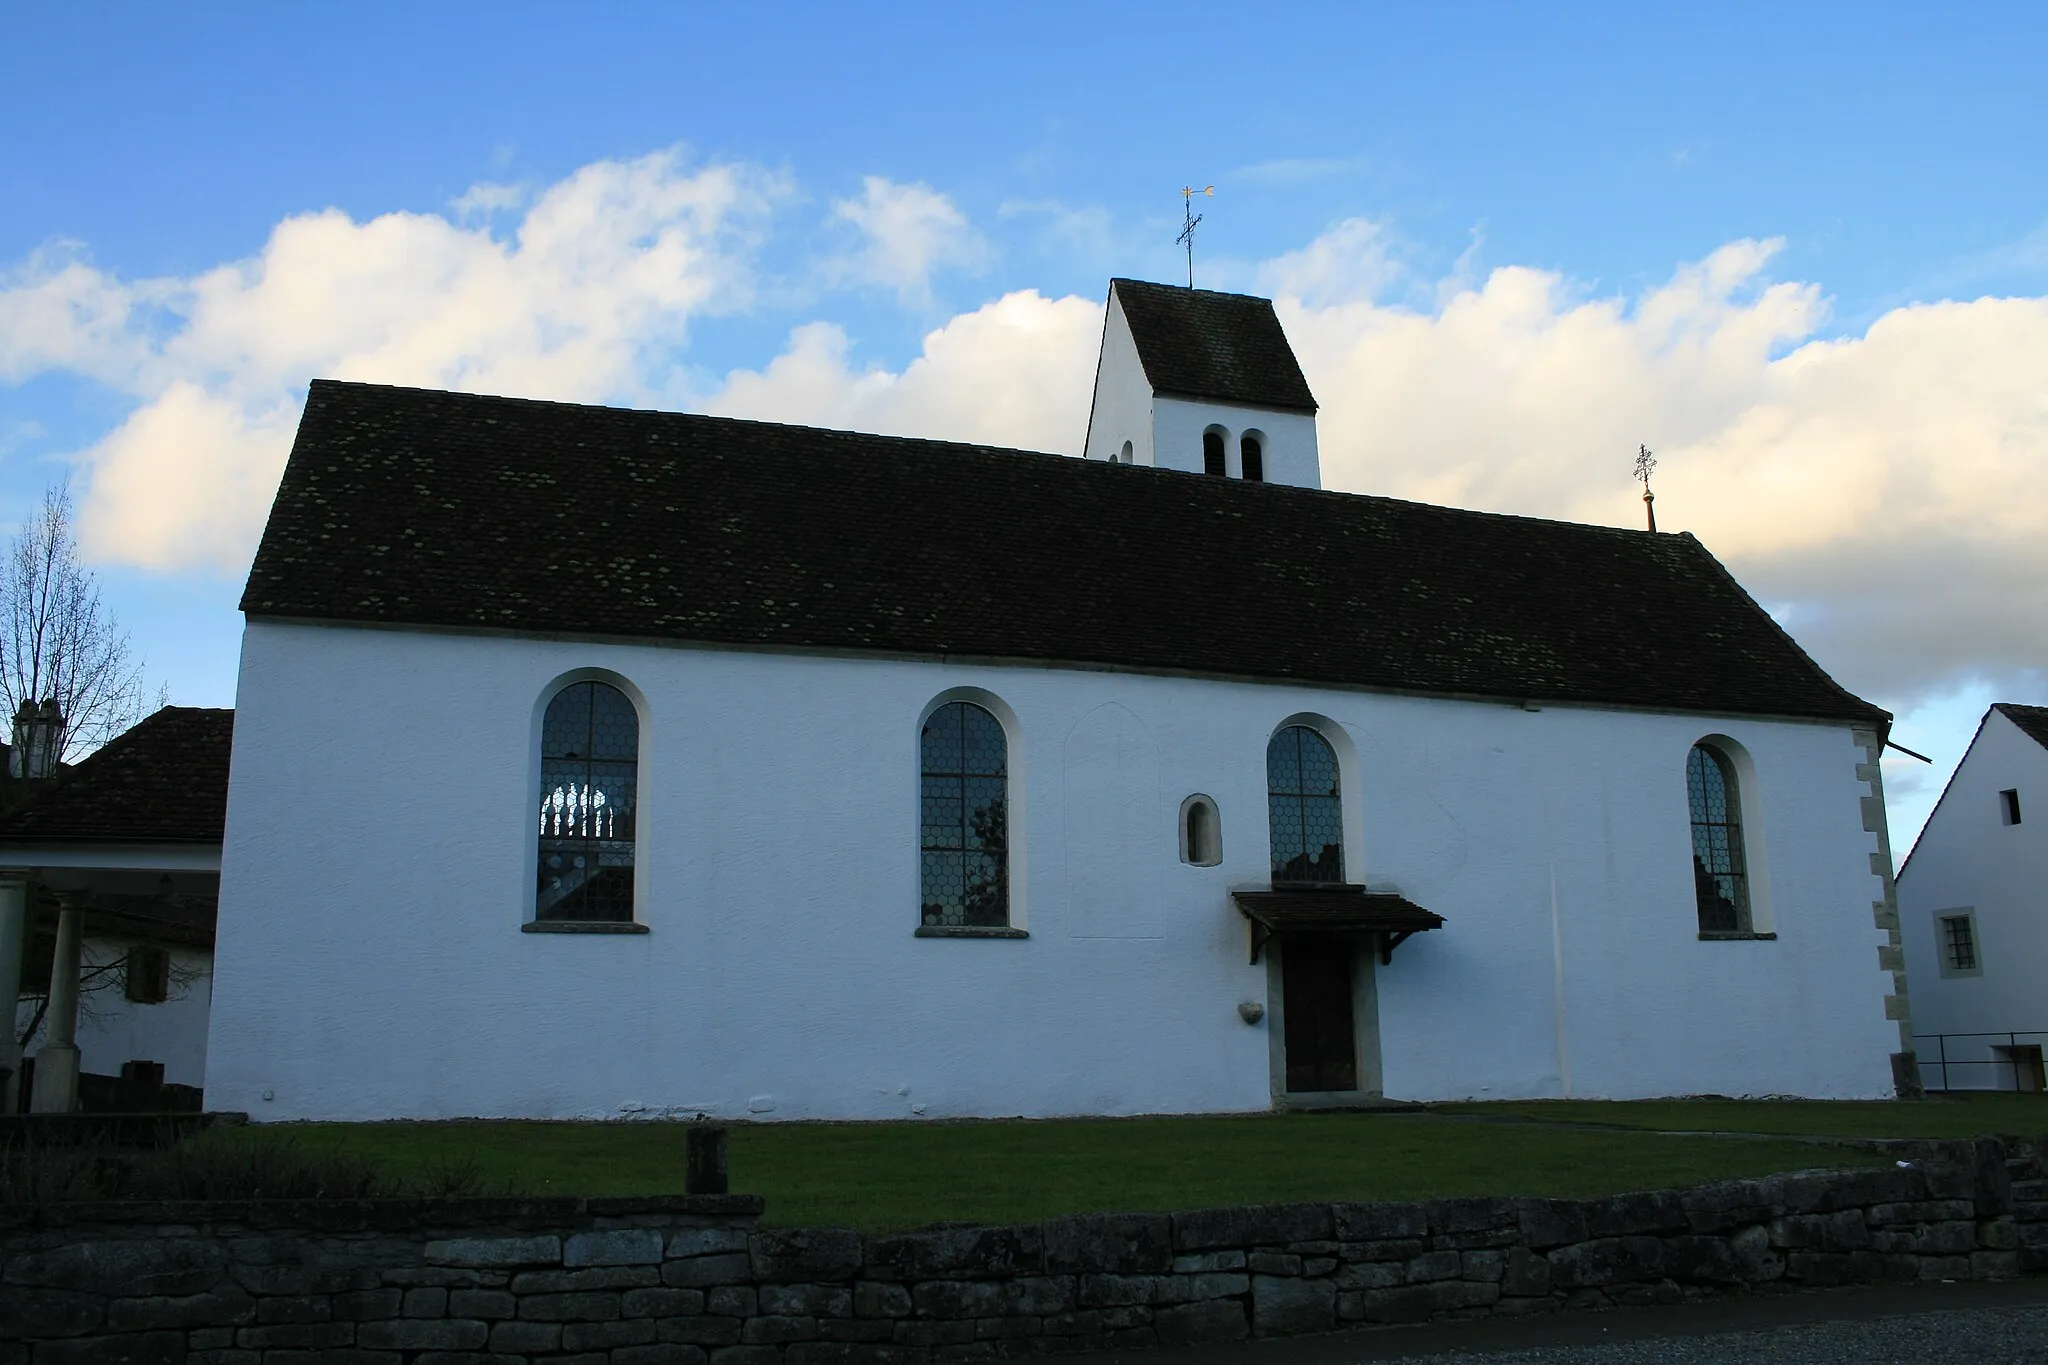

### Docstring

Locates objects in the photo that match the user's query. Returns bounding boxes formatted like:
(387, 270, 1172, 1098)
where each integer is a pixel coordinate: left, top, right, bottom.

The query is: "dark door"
(1282, 938, 1357, 1093)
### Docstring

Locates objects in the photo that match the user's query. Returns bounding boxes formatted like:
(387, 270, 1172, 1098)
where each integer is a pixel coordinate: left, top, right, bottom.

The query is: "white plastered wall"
(1081, 293, 1154, 467)
(1897, 710, 2048, 1079)
(208, 621, 1901, 1121)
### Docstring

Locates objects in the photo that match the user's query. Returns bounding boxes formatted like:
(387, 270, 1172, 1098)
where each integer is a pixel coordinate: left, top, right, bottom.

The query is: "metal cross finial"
(1635, 444, 1658, 533)
(1178, 185, 1213, 288)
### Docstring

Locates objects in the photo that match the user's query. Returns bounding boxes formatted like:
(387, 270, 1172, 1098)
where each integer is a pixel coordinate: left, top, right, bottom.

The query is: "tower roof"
(1110, 278, 1318, 413)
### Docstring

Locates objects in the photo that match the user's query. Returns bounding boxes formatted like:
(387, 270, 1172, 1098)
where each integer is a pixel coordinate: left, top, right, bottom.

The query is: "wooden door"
(1282, 939, 1358, 1093)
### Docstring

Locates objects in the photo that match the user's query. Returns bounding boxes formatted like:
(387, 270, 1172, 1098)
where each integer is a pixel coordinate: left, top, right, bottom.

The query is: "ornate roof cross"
(1635, 444, 1658, 532)
(1178, 185, 1213, 288)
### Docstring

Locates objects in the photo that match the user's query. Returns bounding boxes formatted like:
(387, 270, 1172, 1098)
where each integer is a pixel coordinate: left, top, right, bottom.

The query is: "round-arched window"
(919, 701, 1010, 927)
(1267, 726, 1343, 884)
(536, 681, 639, 922)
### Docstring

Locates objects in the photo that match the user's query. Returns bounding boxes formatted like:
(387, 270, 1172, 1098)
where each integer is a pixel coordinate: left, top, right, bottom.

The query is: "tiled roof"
(1112, 279, 1318, 412)
(1994, 703, 2048, 751)
(242, 380, 1886, 728)
(0, 707, 233, 845)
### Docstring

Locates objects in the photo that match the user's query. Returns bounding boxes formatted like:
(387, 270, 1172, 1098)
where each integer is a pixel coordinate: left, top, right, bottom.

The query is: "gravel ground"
(1389, 1303, 2048, 1363)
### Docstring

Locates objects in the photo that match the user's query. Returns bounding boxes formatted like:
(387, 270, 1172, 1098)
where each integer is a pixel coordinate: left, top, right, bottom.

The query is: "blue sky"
(3, 2, 2044, 848)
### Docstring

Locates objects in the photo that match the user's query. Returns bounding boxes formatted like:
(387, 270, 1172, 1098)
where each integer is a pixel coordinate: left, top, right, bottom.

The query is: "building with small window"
(205, 279, 1909, 1120)
(0, 706, 229, 1112)
(1897, 703, 2048, 1092)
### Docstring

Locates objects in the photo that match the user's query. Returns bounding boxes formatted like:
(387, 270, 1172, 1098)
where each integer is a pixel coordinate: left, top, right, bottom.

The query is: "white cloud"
(706, 289, 1101, 454)
(0, 149, 783, 571)
(827, 176, 988, 305)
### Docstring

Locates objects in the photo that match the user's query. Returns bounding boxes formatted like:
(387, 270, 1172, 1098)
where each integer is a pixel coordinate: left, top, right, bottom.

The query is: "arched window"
(1687, 743, 1751, 932)
(1240, 434, 1265, 482)
(1268, 726, 1344, 884)
(1202, 429, 1227, 476)
(1118, 440, 1134, 465)
(536, 681, 638, 922)
(920, 702, 1009, 927)
(1181, 794, 1221, 866)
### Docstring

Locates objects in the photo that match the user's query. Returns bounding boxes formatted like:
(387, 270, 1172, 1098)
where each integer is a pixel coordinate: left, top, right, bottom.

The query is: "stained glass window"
(920, 702, 1008, 927)
(1687, 743, 1750, 932)
(1268, 726, 1344, 885)
(536, 681, 638, 922)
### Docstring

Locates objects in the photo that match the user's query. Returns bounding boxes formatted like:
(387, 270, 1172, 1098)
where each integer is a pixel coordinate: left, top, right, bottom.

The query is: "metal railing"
(1913, 1031, 2048, 1093)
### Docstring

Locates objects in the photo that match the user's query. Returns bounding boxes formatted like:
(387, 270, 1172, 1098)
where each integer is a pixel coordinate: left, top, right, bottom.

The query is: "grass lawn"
(281, 1111, 1887, 1232)
(1430, 1092, 2048, 1140)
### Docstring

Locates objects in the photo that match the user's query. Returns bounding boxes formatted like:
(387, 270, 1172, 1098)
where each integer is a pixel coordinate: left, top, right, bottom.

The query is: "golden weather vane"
(1635, 444, 1658, 532)
(1178, 185, 1213, 288)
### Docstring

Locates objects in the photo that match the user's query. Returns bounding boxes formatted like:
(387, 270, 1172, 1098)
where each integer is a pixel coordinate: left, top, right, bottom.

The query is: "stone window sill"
(914, 925, 1029, 939)
(523, 920, 650, 934)
(1697, 930, 1777, 941)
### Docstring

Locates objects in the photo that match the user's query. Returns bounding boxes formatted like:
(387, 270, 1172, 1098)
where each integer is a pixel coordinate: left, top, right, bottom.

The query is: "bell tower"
(1081, 278, 1321, 489)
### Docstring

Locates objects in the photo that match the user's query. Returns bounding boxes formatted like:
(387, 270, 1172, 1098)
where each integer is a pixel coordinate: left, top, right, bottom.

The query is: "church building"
(205, 278, 1911, 1120)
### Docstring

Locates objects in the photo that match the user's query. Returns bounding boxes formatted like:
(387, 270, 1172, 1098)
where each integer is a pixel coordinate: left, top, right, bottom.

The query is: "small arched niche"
(1180, 793, 1222, 866)
(1118, 440, 1134, 465)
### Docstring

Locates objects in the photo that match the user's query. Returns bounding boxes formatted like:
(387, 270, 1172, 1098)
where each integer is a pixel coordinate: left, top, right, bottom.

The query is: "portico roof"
(1232, 886, 1446, 965)
(0, 707, 233, 848)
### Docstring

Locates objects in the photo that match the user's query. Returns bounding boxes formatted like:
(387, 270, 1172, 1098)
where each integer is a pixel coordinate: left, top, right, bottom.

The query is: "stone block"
(1425, 1197, 1520, 1238)
(661, 1255, 753, 1288)
(615, 1348, 710, 1365)
(1346, 1238, 1427, 1263)
(236, 1323, 356, 1349)
(1783, 1251, 1886, 1286)
(510, 1267, 657, 1294)
(564, 1230, 665, 1269)
(706, 1287, 756, 1318)
(1153, 1299, 1248, 1345)
(1335, 1261, 1402, 1291)
(487, 1319, 562, 1352)
(1867, 1200, 1973, 1225)
(9, 1287, 103, 1337)
(514, 1290, 622, 1321)
(999, 1276, 1075, 1316)
(760, 1284, 853, 1318)
(1171, 1251, 1244, 1273)
(853, 1283, 911, 1319)
(1609, 1279, 1684, 1307)
(402, 1288, 449, 1317)
(28, 1333, 187, 1365)
(864, 1225, 1042, 1282)
(1870, 1222, 1978, 1257)
(658, 1317, 743, 1347)
(561, 1319, 656, 1350)
(817, 1319, 897, 1343)
(1972, 1250, 2020, 1279)
(1404, 1249, 1460, 1283)
(1077, 1273, 1175, 1308)
(1173, 1203, 1331, 1252)
(381, 1269, 502, 1289)
(424, 1238, 560, 1270)
(1041, 1213, 1173, 1275)
(1251, 1275, 1333, 1337)
(107, 1289, 256, 1332)
(668, 1229, 751, 1260)
(913, 1280, 1005, 1319)
(1245, 1251, 1300, 1276)
(446, 1290, 515, 1320)
(1546, 1237, 1665, 1289)
(1516, 1200, 1590, 1250)
(1355, 1280, 1496, 1325)
(786, 1346, 917, 1365)
(8, 1241, 227, 1298)
(1303, 1256, 1338, 1276)
(187, 1331, 233, 1351)
(748, 1229, 863, 1282)
(708, 1347, 782, 1365)
(410, 1354, 526, 1365)
(331, 1289, 402, 1322)
(1184, 1272, 1249, 1300)
(1460, 1250, 1504, 1282)
(1979, 1220, 2020, 1251)
(1581, 1190, 1688, 1239)
(257, 1297, 332, 1325)
(622, 1286, 704, 1318)
(186, 1352, 259, 1365)
(1501, 1249, 1550, 1298)
(1331, 1203, 1428, 1243)
(356, 1320, 488, 1351)
(889, 1320, 975, 1347)
(741, 1316, 818, 1345)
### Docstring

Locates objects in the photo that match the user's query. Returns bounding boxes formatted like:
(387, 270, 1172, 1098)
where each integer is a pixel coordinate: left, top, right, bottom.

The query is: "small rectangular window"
(125, 946, 171, 1004)
(1936, 911, 1983, 979)
(2000, 789, 2022, 825)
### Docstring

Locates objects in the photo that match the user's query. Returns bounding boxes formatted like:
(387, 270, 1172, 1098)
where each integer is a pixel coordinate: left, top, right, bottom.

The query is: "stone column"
(29, 892, 82, 1113)
(0, 874, 26, 1114)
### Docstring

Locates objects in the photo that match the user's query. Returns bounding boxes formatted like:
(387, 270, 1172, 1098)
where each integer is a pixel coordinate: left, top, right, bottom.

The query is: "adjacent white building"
(206, 279, 1912, 1121)
(1897, 703, 2048, 1091)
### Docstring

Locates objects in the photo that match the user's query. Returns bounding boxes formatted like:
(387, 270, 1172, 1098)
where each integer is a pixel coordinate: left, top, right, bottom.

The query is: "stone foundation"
(7, 1137, 2048, 1364)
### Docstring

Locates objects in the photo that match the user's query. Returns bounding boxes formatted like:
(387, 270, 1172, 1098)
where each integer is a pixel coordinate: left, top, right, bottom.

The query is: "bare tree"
(0, 480, 149, 762)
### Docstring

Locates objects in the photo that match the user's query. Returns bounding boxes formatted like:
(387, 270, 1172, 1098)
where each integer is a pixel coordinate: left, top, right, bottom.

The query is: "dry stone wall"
(7, 1138, 2048, 1365)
